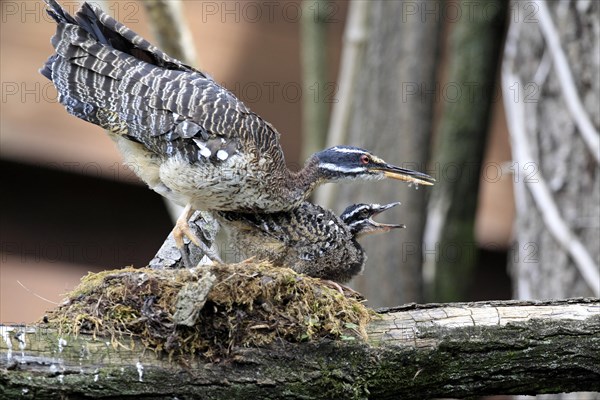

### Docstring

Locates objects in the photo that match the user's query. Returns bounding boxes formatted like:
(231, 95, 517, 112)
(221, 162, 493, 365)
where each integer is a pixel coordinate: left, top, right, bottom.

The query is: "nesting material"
(44, 261, 371, 360)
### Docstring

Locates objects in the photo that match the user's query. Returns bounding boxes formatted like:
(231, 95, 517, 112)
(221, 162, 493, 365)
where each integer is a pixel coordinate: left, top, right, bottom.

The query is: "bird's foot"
(178, 245, 194, 269)
(174, 205, 223, 266)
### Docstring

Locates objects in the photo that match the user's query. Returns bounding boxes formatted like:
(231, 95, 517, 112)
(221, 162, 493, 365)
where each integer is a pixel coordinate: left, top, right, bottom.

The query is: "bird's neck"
(284, 155, 322, 207)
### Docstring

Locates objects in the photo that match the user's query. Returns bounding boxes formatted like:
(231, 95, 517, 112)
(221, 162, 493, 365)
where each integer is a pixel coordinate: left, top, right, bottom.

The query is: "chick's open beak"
(361, 202, 406, 236)
(373, 163, 435, 186)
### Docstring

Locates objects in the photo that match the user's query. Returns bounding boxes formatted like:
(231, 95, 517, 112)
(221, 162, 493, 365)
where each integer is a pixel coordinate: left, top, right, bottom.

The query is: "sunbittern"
(218, 202, 404, 285)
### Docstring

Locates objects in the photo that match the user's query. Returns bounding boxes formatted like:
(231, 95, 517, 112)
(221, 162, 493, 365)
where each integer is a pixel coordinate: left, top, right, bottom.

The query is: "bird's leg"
(173, 204, 223, 265)
(172, 204, 198, 267)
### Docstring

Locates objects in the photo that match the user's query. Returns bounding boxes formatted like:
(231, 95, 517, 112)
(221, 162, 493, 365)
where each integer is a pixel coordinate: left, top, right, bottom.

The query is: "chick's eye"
(360, 155, 370, 165)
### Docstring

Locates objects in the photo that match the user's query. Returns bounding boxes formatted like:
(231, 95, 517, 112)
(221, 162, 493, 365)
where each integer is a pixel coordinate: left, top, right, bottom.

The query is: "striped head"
(340, 202, 406, 238)
(313, 146, 435, 185)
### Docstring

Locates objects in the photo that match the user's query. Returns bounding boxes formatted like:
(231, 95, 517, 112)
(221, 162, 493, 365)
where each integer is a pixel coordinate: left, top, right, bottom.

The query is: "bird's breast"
(158, 154, 291, 211)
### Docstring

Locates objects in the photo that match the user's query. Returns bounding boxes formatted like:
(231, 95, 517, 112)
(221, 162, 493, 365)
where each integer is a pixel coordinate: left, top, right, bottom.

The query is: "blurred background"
(1, 0, 598, 346)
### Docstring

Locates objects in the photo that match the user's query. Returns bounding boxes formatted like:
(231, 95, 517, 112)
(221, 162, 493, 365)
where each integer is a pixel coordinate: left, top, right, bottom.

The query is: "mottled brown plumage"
(218, 202, 404, 283)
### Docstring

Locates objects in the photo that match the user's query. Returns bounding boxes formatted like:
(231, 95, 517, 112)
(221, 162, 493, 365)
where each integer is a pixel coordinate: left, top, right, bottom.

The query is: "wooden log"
(2, 298, 598, 399)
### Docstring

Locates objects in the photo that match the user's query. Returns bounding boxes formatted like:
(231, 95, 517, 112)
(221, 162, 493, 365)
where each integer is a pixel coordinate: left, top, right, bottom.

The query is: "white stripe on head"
(341, 204, 371, 221)
(319, 163, 365, 174)
(330, 147, 367, 154)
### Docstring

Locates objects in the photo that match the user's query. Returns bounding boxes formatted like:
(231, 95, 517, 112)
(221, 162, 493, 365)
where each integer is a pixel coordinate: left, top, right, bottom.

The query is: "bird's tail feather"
(44, 0, 190, 69)
(40, 0, 200, 136)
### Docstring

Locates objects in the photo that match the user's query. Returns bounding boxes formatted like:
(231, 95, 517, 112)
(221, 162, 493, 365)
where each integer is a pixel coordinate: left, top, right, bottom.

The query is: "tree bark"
(424, 0, 507, 302)
(503, 0, 600, 300)
(2, 298, 598, 399)
(300, 0, 330, 163)
(140, 0, 198, 66)
(323, 0, 441, 307)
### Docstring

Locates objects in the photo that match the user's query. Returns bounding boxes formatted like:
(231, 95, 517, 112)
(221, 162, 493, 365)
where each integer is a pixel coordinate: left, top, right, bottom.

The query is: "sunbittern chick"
(40, 1, 433, 263)
(218, 202, 405, 284)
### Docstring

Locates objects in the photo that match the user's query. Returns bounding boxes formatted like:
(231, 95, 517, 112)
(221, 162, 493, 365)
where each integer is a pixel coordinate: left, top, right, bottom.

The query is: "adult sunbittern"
(40, 0, 434, 261)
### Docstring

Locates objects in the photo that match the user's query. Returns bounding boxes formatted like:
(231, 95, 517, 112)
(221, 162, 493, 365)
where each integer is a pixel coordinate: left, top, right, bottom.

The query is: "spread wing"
(40, 0, 282, 165)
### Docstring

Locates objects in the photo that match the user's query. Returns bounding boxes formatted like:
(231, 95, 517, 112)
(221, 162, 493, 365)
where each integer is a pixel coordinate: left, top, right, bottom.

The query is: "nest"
(44, 261, 372, 360)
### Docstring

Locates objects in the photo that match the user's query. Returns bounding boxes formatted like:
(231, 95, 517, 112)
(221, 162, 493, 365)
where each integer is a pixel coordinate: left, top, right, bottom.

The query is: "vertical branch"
(300, 0, 330, 163)
(534, 0, 600, 164)
(140, 0, 198, 66)
(314, 0, 370, 207)
(502, 72, 600, 296)
(504, 0, 599, 299)
(325, 0, 441, 306)
(503, 19, 600, 297)
(424, 0, 507, 302)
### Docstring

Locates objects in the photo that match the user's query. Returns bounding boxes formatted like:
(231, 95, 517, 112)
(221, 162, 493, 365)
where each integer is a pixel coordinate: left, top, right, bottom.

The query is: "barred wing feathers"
(40, 0, 281, 165)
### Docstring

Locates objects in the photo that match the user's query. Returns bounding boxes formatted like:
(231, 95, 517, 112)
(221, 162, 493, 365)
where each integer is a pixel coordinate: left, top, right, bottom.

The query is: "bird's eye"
(360, 155, 370, 165)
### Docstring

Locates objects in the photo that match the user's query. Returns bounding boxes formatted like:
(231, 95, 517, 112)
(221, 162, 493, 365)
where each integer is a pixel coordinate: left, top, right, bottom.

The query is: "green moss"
(44, 262, 371, 360)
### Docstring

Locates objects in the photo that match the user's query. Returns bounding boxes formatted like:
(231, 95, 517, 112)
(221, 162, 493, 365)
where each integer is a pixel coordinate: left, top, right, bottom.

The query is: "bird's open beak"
(360, 202, 406, 236)
(374, 163, 435, 186)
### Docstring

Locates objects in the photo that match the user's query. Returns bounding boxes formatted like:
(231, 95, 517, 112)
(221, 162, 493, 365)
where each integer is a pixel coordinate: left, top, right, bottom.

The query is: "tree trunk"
(140, 0, 198, 65)
(323, 0, 441, 307)
(424, 0, 507, 302)
(2, 298, 598, 399)
(300, 0, 330, 163)
(503, 0, 599, 299)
